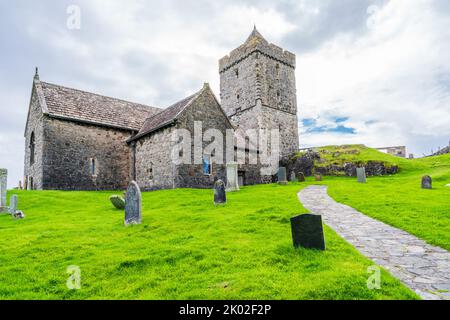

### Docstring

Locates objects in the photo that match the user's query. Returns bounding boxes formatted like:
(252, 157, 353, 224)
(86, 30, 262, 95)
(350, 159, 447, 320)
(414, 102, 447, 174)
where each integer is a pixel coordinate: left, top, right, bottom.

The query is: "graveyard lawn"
(322, 152, 450, 251)
(0, 185, 417, 300)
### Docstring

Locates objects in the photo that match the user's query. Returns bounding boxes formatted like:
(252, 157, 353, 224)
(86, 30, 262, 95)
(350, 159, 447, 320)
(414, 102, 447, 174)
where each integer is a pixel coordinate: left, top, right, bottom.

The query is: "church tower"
(219, 27, 299, 160)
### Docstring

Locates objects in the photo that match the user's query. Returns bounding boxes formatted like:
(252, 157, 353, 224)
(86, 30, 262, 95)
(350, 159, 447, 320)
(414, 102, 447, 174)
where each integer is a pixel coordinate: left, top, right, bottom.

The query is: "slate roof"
(39, 81, 161, 131)
(131, 87, 203, 141)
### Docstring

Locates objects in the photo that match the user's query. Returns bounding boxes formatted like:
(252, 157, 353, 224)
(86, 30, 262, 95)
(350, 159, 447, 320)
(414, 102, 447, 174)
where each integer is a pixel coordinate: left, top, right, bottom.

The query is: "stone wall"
(42, 118, 133, 190)
(134, 126, 176, 191)
(24, 86, 45, 190)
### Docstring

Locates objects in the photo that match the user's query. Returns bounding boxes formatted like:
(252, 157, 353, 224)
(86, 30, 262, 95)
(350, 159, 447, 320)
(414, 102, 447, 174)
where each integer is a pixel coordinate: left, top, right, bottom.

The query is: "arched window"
(29, 132, 35, 165)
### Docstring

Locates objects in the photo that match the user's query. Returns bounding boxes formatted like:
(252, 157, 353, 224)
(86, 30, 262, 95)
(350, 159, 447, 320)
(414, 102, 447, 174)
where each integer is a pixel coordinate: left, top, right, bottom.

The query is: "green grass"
(0, 184, 417, 300)
(322, 151, 450, 250)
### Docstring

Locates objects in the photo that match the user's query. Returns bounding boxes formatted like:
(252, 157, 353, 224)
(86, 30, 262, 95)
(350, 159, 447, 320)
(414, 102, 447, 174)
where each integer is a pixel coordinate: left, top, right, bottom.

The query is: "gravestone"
(8, 195, 18, 215)
(0, 169, 7, 212)
(124, 181, 142, 225)
(421, 175, 432, 189)
(214, 179, 226, 205)
(356, 167, 367, 183)
(297, 172, 306, 182)
(110, 195, 125, 210)
(315, 174, 322, 181)
(226, 163, 239, 192)
(290, 171, 297, 182)
(278, 167, 288, 185)
(290, 214, 326, 250)
(0, 169, 7, 200)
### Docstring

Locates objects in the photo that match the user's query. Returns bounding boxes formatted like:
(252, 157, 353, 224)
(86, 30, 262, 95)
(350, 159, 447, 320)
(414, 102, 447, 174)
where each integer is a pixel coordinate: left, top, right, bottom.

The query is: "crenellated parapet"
(219, 28, 296, 73)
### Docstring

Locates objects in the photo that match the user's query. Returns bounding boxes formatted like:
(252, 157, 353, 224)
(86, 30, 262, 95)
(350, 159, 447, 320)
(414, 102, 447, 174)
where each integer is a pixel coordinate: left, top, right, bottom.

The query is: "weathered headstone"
(8, 195, 18, 215)
(110, 195, 125, 210)
(0, 169, 7, 212)
(356, 167, 367, 183)
(297, 172, 306, 182)
(214, 179, 227, 205)
(290, 214, 326, 250)
(290, 171, 297, 182)
(278, 167, 288, 185)
(226, 163, 239, 192)
(124, 181, 142, 225)
(314, 174, 322, 181)
(421, 175, 432, 189)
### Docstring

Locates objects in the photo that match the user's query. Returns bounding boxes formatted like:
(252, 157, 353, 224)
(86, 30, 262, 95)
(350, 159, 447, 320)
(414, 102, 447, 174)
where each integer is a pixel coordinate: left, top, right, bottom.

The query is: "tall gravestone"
(214, 179, 227, 205)
(0, 169, 7, 212)
(124, 181, 142, 225)
(290, 214, 326, 250)
(8, 195, 18, 215)
(356, 167, 367, 183)
(226, 163, 239, 192)
(278, 167, 288, 185)
(421, 175, 432, 189)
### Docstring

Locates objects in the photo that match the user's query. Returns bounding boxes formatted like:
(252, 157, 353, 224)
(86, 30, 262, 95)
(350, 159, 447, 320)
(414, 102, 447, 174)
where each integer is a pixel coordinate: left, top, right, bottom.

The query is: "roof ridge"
(40, 81, 160, 111)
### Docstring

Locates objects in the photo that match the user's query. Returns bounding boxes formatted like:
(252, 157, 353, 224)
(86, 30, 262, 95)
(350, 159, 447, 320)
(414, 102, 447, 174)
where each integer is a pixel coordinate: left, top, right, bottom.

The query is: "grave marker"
(124, 181, 142, 225)
(421, 175, 432, 189)
(356, 167, 367, 183)
(278, 167, 288, 185)
(226, 163, 239, 192)
(290, 214, 326, 250)
(214, 179, 227, 205)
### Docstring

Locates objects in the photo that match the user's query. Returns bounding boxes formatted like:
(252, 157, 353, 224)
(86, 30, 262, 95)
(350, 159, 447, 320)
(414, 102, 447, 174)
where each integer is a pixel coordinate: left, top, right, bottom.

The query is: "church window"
(277, 90, 281, 99)
(90, 158, 97, 176)
(202, 155, 212, 175)
(29, 132, 35, 165)
(148, 164, 153, 180)
(235, 69, 239, 78)
(237, 94, 240, 101)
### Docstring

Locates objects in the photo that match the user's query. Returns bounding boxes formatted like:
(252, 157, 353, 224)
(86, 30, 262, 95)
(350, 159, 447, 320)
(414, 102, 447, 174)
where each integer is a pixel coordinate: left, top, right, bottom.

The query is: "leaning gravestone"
(124, 181, 142, 225)
(421, 175, 432, 189)
(214, 179, 227, 205)
(278, 167, 288, 185)
(226, 163, 239, 192)
(290, 214, 326, 250)
(297, 172, 306, 182)
(356, 167, 367, 183)
(110, 195, 125, 210)
(0, 169, 7, 212)
(8, 195, 18, 215)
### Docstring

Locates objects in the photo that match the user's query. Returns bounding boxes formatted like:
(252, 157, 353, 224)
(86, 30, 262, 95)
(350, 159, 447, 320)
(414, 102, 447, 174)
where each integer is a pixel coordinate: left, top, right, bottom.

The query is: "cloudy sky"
(1, 0, 449, 187)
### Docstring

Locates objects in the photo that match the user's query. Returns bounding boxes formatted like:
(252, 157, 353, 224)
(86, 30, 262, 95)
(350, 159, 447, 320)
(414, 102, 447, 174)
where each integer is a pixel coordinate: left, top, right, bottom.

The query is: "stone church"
(23, 28, 299, 191)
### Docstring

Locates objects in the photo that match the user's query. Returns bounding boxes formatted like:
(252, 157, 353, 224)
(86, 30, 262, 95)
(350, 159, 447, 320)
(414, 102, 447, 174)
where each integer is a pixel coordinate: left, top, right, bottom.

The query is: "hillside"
(293, 145, 417, 176)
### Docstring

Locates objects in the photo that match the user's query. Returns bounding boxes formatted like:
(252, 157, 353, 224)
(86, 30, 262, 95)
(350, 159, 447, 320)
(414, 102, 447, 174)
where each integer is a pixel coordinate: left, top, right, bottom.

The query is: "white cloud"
(298, 0, 450, 154)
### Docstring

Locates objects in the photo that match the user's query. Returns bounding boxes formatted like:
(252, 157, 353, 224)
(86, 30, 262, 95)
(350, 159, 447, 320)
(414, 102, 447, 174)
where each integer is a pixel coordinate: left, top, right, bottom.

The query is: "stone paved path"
(298, 185, 450, 300)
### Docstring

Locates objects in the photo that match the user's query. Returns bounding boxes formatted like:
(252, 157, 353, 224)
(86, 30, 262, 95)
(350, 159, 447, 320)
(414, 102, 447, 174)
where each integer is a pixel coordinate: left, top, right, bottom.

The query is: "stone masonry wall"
(175, 88, 232, 188)
(42, 118, 133, 190)
(24, 86, 45, 190)
(134, 126, 176, 191)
